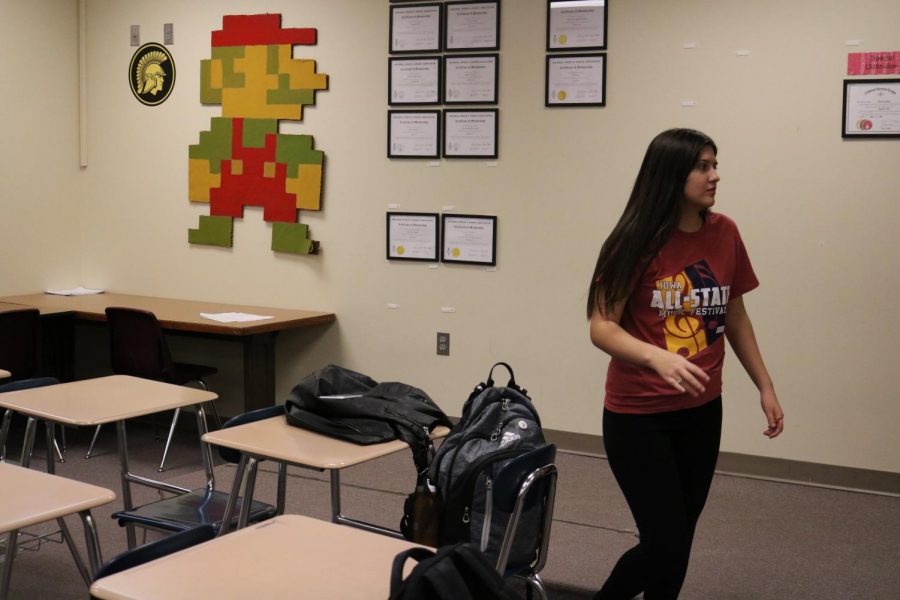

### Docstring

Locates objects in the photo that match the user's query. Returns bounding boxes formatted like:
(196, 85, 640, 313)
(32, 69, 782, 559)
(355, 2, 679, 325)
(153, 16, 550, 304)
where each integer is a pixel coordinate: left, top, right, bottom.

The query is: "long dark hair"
(586, 128, 717, 318)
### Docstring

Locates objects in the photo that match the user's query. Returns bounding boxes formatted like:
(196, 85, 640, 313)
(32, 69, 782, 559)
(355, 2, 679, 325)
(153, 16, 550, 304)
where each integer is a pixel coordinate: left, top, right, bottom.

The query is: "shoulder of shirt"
(706, 211, 738, 231)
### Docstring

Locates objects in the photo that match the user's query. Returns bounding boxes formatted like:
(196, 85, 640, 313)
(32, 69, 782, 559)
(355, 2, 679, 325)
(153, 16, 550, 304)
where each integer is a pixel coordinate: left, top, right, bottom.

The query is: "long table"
(0, 293, 335, 412)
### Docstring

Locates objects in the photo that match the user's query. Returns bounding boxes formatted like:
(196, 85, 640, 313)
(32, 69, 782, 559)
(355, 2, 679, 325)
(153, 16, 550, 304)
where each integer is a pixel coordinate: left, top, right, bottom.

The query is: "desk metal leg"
(115, 421, 137, 549)
(1, 530, 19, 600)
(79, 511, 103, 579)
(217, 454, 249, 537)
(195, 405, 215, 492)
(0, 410, 11, 462)
(56, 517, 91, 585)
(237, 457, 260, 530)
(329, 470, 404, 539)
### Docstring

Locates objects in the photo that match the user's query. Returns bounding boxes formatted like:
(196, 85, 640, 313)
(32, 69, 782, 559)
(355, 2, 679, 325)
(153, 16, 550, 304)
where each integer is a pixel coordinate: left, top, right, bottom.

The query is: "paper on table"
(45, 287, 105, 296)
(200, 312, 274, 323)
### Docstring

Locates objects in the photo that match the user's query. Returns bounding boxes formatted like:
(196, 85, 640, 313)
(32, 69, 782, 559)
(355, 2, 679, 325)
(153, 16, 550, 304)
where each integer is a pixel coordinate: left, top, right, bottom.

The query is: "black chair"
(90, 524, 216, 594)
(86, 307, 220, 471)
(0, 308, 67, 462)
(110, 405, 282, 536)
(485, 444, 558, 600)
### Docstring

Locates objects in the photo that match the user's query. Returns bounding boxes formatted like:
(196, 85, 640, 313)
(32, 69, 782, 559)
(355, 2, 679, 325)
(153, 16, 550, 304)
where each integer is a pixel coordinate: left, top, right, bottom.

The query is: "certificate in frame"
(546, 0, 608, 51)
(388, 110, 441, 159)
(441, 214, 497, 266)
(842, 78, 900, 138)
(545, 53, 606, 107)
(443, 54, 499, 104)
(390, 3, 443, 54)
(444, 1, 500, 53)
(387, 212, 440, 262)
(443, 109, 499, 158)
(389, 56, 442, 105)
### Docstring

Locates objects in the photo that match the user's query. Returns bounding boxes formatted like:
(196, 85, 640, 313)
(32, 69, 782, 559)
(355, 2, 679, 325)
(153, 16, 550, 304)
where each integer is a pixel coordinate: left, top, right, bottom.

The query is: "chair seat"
(112, 488, 275, 533)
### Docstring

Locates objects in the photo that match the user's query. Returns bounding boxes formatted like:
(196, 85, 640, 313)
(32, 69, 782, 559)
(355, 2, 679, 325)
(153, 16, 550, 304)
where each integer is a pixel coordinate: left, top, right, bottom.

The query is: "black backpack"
(389, 543, 520, 600)
(284, 364, 452, 473)
(428, 363, 545, 565)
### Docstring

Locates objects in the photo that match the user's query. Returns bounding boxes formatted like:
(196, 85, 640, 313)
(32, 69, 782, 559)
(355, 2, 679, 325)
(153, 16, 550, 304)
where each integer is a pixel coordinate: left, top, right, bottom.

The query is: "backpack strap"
(486, 362, 527, 396)
(389, 547, 436, 598)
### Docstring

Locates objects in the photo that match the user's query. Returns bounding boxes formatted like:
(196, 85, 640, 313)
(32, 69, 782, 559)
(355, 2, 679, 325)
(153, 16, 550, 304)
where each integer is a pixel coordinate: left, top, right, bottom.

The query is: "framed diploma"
(444, 54, 499, 104)
(547, 0, 608, 51)
(444, 1, 500, 52)
(443, 109, 498, 158)
(388, 110, 441, 159)
(441, 214, 497, 266)
(842, 79, 900, 138)
(389, 56, 442, 105)
(390, 3, 443, 54)
(387, 212, 440, 262)
(545, 53, 606, 107)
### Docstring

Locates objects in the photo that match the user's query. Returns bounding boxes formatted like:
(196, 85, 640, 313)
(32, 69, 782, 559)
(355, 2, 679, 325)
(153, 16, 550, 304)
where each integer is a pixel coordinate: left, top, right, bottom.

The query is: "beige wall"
(2, 0, 898, 474)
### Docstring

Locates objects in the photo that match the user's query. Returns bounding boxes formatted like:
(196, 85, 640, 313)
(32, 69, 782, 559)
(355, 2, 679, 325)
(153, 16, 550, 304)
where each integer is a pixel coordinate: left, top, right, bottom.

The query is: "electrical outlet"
(437, 332, 450, 356)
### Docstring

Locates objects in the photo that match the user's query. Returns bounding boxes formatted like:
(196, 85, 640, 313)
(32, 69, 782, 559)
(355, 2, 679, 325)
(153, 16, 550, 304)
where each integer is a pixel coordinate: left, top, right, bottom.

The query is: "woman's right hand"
(648, 348, 710, 397)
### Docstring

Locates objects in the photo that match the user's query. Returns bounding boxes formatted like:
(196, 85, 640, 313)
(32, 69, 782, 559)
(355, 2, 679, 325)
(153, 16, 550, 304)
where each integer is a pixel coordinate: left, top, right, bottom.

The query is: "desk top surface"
(0, 375, 217, 426)
(203, 417, 449, 469)
(0, 369, 9, 379)
(0, 462, 116, 533)
(90, 514, 422, 600)
(0, 292, 335, 336)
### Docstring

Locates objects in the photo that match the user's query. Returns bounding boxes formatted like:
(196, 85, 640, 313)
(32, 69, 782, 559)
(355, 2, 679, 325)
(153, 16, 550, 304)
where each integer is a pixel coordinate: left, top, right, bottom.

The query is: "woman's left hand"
(761, 388, 784, 438)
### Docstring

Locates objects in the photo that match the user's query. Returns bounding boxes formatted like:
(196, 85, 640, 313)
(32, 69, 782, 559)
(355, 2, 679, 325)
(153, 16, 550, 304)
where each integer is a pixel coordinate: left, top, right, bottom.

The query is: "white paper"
(45, 286, 105, 296)
(391, 5, 441, 52)
(200, 312, 274, 323)
(547, 55, 606, 105)
(445, 2, 498, 50)
(445, 55, 498, 103)
(444, 111, 497, 157)
(548, 0, 606, 49)
(390, 58, 440, 104)
(389, 112, 439, 157)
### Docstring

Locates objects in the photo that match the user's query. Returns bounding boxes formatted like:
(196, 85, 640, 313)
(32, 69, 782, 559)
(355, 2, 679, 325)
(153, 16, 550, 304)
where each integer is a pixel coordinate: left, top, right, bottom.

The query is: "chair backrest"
(217, 405, 285, 463)
(0, 308, 41, 381)
(92, 523, 216, 581)
(491, 443, 558, 575)
(105, 307, 176, 382)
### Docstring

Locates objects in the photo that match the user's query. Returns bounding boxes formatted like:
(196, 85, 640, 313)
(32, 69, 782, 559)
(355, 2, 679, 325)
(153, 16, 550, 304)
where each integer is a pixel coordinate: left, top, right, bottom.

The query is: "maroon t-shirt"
(605, 212, 759, 414)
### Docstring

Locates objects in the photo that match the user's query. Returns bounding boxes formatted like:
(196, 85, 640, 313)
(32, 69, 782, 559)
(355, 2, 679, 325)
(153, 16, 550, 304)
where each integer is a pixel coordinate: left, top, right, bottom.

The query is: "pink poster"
(847, 51, 900, 75)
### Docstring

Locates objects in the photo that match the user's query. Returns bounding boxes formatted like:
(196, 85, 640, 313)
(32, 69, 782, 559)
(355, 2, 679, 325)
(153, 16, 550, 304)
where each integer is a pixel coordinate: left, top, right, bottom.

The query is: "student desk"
(0, 292, 336, 412)
(90, 514, 422, 600)
(0, 462, 116, 599)
(0, 375, 217, 549)
(202, 417, 450, 537)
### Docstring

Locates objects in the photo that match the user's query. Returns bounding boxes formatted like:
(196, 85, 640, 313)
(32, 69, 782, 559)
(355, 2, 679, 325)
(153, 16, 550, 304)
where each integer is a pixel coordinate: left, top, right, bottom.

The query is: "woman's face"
(682, 146, 720, 211)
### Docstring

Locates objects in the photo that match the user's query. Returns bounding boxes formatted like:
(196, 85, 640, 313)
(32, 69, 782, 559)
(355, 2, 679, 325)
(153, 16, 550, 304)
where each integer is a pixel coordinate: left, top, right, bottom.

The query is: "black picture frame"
(444, 0, 501, 53)
(389, 56, 442, 106)
(388, 110, 442, 159)
(842, 78, 900, 138)
(443, 54, 499, 105)
(441, 214, 498, 266)
(545, 53, 606, 107)
(387, 212, 440, 262)
(546, 0, 608, 52)
(390, 3, 443, 54)
(443, 108, 499, 158)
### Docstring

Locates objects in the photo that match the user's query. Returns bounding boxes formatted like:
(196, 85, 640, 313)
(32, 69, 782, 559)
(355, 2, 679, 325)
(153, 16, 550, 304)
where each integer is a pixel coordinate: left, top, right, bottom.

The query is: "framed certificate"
(444, 54, 499, 104)
(545, 53, 606, 107)
(442, 214, 497, 266)
(388, 110, 441, 158)
(390, 3, 443, 54)
(547, 0, 608, 51)
(387, 212, 440, 262)
(444, 1, 500, 52)
(389, 56, 442, 105)
(443, 109, 498, 158)
(842, 79, 900, 138)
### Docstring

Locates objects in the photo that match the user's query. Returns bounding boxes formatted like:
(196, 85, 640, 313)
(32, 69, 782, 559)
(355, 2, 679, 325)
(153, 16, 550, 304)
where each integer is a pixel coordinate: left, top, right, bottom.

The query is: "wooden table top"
(0, 375, 217, 426)
(90, 515, 423, 599)
(203, 417, 449, 469)
(0, 292, 335, 336)
(0, 462, 116, 533)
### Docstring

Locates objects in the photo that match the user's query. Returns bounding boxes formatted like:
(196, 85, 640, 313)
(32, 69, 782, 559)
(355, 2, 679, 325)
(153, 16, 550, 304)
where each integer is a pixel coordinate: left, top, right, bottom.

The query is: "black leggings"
(597, 397, 722, 600)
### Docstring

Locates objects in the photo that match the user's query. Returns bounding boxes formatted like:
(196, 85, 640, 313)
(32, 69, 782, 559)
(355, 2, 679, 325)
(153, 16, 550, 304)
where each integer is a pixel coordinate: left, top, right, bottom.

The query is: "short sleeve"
(730, 224, 759, 298)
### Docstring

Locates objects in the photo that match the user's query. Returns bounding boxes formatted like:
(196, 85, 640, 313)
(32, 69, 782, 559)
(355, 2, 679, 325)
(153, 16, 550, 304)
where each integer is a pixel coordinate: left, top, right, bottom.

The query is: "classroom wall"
(3, 0, 898, 474)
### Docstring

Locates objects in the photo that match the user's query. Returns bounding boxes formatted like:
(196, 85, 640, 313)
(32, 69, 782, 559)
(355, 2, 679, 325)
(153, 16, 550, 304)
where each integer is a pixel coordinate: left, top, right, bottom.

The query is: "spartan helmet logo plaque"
(129, 43, 175, 106)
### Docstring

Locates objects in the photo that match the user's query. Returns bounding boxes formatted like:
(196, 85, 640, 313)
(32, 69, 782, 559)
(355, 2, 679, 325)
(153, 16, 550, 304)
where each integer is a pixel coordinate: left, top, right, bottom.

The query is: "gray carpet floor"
(2, 421, 899, 599)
